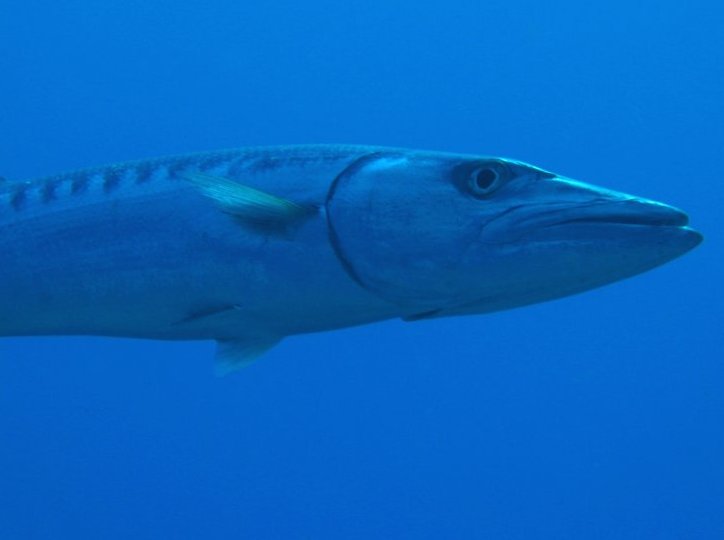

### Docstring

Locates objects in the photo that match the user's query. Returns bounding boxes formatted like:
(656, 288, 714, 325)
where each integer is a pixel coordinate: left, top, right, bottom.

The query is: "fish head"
(326, 151, 702, 319)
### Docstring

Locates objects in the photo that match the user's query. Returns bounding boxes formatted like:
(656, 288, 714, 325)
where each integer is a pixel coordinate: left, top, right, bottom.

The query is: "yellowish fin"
(183, 172, 315, 228)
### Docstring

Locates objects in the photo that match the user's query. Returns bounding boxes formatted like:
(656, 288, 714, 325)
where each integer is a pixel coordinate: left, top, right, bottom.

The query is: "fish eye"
(468, 164, 505, 197)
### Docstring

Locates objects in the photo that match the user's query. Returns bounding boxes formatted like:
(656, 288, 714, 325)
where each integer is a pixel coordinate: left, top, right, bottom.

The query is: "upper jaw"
(535, 198, 690, 229)
(481, 176, 700, 243)
(480, 199, 696, 244)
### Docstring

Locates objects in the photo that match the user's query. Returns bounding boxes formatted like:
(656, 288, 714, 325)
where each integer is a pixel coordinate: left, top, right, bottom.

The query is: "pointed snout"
(481, 175, 703, 253)
(556, 197, 690, 227)
(540, 175, 703, 246)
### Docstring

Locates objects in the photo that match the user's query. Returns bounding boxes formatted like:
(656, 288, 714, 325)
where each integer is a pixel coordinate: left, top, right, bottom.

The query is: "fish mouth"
(531, 199, 703, 251)
(543, 199, 691, 229)
(482, 197, 703, 247)
(422, 200, 702, 322)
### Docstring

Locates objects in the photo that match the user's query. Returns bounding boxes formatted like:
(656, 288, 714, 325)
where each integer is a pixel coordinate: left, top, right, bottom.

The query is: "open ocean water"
(0, 1, 722, 538)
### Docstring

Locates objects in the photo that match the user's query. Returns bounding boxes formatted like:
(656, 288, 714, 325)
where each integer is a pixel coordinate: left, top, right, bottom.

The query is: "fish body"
(0, 145, 701, 369)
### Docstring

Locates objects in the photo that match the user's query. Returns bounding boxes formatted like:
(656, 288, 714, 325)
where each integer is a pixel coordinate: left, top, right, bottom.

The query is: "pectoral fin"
(183, 172, 315, 229)
(214, 336, 281, 375)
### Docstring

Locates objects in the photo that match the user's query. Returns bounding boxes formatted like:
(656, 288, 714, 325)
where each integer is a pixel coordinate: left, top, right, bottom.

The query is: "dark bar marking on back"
(42, 181, 58, 203)
(136, 164, 153, 184)
(201, 155, 230, 170)
(71, 175, 89, 194)
(10, 186, 27, 211)
(168, 160, 190, 179)
(104, 170, 122, 193)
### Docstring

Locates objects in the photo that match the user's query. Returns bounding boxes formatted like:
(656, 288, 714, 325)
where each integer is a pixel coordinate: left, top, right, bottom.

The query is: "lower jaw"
(533, 222, 701, 246)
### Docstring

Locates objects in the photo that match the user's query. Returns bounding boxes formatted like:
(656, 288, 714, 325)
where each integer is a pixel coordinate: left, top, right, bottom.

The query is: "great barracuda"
(0, 145, 702, 371)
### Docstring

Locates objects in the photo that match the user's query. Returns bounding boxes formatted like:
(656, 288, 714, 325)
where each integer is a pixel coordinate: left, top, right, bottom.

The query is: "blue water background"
(1, 1, 722, 538)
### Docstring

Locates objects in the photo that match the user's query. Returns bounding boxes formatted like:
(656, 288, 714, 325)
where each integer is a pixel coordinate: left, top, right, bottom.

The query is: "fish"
(0, 145, 702, 372)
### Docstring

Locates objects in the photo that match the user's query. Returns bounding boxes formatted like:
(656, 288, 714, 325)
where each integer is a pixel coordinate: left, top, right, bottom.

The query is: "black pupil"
(475, 168, 498, 190)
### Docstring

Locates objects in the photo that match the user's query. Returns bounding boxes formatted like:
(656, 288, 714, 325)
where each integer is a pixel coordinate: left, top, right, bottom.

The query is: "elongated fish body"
(0, 147, 396, 340)
(0, 145, 701, 369)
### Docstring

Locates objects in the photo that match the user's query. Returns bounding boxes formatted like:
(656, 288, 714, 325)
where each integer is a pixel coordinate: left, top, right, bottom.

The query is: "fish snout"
(541, 197, 690, 228)
(481, 175, 702, 250)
